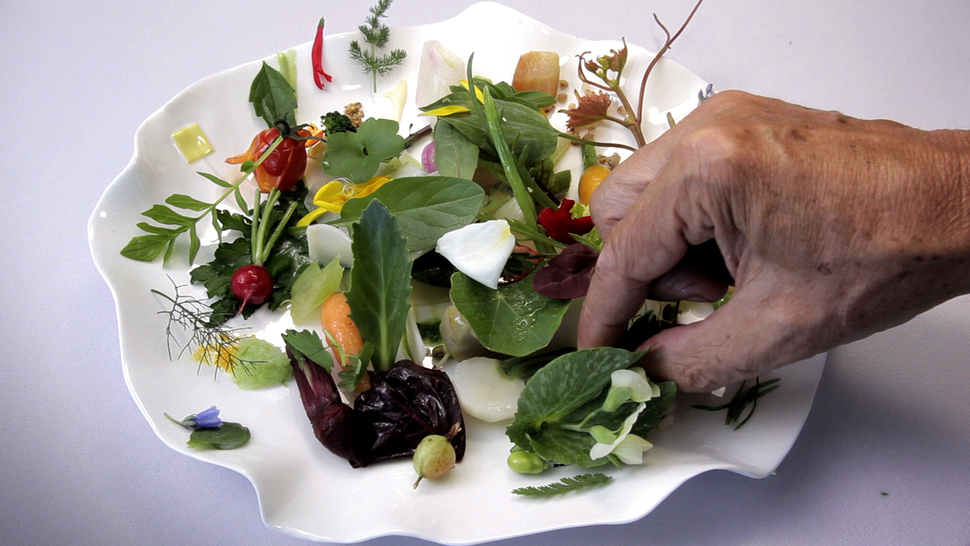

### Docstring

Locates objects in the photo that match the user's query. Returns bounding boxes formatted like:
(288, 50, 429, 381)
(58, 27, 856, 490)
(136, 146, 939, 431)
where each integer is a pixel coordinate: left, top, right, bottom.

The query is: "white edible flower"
(602, 368, 660, 411)
(589, 402, 653, 465)
(609, 434, 654, 465)
(435, 220, 515, 289)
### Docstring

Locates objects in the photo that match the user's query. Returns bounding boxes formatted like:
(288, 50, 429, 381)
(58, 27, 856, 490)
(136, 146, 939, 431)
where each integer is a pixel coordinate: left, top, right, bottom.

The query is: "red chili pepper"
(538, 199, 595, 244)
(226, 128, 310, 193)
(312, 17, 333, 89)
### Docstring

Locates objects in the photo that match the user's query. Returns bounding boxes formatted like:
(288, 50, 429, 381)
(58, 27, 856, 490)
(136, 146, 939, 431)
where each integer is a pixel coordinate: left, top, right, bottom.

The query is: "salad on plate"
(89, 2, 825, 543)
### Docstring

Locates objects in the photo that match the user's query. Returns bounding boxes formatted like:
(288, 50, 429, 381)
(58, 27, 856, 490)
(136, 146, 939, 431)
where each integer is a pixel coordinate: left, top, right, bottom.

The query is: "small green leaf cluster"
(189, 189, 312, 325)
(320, 111, 357, 135)
(281, 329, 334, 372)
(506, 348, 675, 468)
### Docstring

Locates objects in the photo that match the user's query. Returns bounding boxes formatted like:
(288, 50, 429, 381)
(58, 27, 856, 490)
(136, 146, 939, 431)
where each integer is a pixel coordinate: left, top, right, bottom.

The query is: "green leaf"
(335, 176, 484, 252)
(320, 118, 406, 183)
(506, 347, 647, 450)
(141, 204, 193, 226)
(631, 381, 677, 438)
(165, 194, 212, 211)
(186, 422, 250, 450)
(196, 171, 233, 188)
(249, 61, 298, 127)
(421, 93, 559, 166)
(512, 473, 612, 497)
(134, 222, 178, 236)
(119, 233, 174, 262)
(281, 329, 334, 371)
(449, 270, 569, 357)
(345, 200, 412, 372)
(432, 120, 480, 179)
(188, 225, 201, 264)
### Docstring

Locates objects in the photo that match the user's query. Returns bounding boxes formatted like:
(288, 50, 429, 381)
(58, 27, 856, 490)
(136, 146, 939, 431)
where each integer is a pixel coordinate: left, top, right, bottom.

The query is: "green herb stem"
(481, 87, 538, 229)
(692, 376, 780, 430)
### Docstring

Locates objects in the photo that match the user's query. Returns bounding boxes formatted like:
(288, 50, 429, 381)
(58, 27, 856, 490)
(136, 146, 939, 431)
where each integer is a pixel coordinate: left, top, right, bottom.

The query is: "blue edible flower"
(167, 406, 223, 430)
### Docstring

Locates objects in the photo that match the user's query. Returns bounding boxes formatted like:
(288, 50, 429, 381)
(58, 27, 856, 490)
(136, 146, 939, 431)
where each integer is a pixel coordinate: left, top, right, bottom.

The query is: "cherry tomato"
(226, 127, 310, 193)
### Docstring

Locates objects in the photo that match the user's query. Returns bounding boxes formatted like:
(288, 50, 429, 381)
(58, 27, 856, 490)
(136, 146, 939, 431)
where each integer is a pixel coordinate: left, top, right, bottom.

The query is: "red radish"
(231, 264, 274, 309)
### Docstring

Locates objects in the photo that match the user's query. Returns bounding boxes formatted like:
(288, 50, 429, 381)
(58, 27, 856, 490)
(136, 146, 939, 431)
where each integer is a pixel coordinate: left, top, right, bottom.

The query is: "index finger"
(578, 169, 692, 348)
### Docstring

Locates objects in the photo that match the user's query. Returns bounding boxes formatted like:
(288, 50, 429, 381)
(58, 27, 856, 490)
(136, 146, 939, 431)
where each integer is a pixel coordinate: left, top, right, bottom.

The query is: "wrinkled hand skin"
(578, 90, 970, 392)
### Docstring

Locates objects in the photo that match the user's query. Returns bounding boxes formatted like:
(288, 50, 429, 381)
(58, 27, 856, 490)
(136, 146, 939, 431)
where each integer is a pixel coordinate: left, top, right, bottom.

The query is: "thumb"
(638, 282, 816, 392)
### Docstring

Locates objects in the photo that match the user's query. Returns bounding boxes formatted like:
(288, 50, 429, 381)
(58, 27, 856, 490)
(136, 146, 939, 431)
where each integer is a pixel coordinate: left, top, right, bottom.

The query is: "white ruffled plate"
(88, 3, 825, 543)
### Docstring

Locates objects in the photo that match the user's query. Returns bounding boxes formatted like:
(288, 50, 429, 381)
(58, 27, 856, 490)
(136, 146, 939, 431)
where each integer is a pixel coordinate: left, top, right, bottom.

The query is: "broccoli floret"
(321, 111, 357, 135)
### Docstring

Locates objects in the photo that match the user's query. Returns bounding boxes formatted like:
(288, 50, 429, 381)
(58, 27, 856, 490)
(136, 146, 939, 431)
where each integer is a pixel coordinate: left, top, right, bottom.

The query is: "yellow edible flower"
(298, 176, 394, 226)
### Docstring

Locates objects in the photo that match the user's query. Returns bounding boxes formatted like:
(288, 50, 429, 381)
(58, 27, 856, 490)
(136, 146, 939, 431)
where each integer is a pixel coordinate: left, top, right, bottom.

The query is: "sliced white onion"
(447, 357, 524, 423)
(306, 223, 353, 268)
(415, 40, 466, 108)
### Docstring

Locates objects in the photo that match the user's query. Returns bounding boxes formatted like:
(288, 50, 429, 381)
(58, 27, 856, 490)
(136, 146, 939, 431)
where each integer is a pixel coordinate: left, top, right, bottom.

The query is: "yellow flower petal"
(297, 206, 330, 227)
(459, 80, 485, 103)
(313, 180, 347, 206)
(420, 105, 471, 117)
(355, 175, 392, 198)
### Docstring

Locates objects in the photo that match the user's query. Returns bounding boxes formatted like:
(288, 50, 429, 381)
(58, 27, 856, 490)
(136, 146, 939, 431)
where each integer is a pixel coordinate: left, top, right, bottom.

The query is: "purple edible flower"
(189, 406, 223, 429)
(698, 83, 715, 105)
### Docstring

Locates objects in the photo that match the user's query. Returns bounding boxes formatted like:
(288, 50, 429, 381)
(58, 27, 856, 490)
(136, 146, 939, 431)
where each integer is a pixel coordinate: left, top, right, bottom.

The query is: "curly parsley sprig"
(349, 0, 407, 92)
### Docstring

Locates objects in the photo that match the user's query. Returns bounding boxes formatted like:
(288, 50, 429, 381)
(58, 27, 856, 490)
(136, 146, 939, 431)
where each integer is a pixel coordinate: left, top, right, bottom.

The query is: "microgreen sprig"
(151, 278, 259, 377)
(121, 136, 284, 265)
(349, 0, 407, 92)
(692, 377, 781, 430)
(563, 0, 705, 149)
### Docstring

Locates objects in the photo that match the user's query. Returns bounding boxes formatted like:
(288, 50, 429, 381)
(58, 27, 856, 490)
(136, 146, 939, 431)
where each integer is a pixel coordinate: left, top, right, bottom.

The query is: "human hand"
(577, 90, 970, 392)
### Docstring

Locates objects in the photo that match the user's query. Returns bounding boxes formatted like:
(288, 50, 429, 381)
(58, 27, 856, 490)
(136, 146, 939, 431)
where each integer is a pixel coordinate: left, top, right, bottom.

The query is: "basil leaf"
(336, 176, 484, 252)
(186, 422, 250, 450)
(449, 270, 569, 357)
(432, 120, 480, 179)
(346, 200, 412, 372)
(249, 61, 297, 127)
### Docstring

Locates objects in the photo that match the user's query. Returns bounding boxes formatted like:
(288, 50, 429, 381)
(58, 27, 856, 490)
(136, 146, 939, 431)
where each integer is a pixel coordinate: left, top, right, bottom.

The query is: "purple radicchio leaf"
(287, 346, 372, 467)
(532, 244, 599, 299)
(354, 360, 466, 466)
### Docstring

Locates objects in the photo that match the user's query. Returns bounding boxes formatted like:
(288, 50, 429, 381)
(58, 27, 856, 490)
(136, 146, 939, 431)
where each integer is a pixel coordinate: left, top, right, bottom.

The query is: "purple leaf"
(533, 244, 599, 299)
